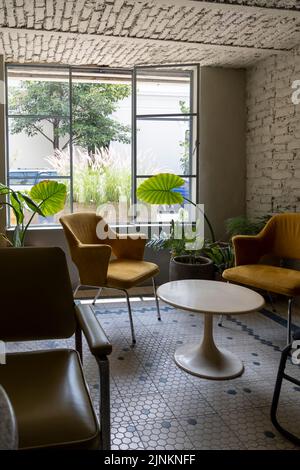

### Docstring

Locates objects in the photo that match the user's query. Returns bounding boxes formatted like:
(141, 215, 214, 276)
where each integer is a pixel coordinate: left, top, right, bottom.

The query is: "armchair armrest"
(72, 243, 112, 286)
(75, 303, 112, 450)
(232, 234, 265, 266)
(75, 303, 112, 357)
(111, 233, 147, 260)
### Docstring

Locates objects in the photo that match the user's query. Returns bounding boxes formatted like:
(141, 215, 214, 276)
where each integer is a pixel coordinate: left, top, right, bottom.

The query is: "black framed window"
(5, 64, 199, 227)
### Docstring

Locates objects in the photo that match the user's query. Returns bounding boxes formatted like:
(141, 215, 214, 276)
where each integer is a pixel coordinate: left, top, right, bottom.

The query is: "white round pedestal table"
(157, 280, 265, 380)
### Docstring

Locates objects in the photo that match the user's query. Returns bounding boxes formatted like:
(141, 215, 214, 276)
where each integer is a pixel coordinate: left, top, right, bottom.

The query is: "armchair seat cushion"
(0, 349, 100, 449)
(223, 264, 300, 297)
(107, 259, 159, 289)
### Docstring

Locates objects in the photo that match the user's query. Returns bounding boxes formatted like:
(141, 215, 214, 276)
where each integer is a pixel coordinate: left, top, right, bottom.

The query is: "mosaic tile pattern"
(7, 298, 300, 450)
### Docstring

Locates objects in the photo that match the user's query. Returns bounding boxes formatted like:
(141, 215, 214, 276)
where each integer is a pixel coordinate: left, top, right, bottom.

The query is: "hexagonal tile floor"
(7, 297, 300, 450)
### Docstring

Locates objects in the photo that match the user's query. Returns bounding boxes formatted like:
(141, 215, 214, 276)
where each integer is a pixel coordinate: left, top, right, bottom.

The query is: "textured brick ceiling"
(0, 0, 300, 68)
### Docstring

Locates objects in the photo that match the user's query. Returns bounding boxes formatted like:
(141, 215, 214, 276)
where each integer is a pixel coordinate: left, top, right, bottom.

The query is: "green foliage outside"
(47, 148, 131, 207)
(9, 81, 131, 152)
(179, 100, 190, 174)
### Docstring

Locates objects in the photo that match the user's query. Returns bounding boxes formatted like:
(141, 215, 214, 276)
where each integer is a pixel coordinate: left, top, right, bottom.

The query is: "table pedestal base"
(174, 314, 244, 380)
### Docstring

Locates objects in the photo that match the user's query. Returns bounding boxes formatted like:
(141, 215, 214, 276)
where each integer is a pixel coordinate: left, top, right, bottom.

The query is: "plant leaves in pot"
(137, 173, 215, 281)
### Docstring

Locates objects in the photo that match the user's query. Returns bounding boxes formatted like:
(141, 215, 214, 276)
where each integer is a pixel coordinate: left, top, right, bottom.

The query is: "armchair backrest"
(60, 212, 102, 247)
(0, 247, 76, 341)
(261, 213, 300, 260)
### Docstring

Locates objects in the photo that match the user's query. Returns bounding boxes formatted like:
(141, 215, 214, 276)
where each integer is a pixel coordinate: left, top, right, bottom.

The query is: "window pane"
(72, 146, 131, 224)
(136, 116, 197, 176)
(71, 70, 132, 223)
(135, 66, 197, 116)
(7, 67, 70, 116)
(8, 117, 71, 180)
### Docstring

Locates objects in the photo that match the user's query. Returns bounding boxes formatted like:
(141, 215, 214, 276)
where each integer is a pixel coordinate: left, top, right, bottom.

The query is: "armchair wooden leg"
(152, 277, 161, 321)
(123, 289, 136, 346)
(287, 298, 294, 345)
(97, 356, 111, 450)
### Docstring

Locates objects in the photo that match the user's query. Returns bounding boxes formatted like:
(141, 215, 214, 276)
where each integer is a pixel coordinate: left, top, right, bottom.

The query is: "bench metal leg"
(97, 357, 111, 450)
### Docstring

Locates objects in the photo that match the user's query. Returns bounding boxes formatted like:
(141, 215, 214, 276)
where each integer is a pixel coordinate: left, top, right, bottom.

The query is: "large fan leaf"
(29, 180, 67, 216)
(137, 173, 184, 205)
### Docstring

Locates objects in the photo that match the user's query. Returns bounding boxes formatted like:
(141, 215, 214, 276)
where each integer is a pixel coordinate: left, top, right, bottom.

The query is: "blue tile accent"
(161, 421, 171, 429)
(187, 418, 197, 425)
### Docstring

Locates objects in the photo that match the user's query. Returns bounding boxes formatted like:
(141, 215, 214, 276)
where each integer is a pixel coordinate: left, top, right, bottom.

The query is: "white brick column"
(246, 47, 300, 218)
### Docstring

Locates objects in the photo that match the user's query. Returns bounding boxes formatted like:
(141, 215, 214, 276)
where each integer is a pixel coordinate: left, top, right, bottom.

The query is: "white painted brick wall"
(246, 46, 300, 218)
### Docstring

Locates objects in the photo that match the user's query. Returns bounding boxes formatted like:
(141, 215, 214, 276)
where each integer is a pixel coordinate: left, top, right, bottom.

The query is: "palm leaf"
(30, 180, 67, 216)
(137, 173, 184, 205)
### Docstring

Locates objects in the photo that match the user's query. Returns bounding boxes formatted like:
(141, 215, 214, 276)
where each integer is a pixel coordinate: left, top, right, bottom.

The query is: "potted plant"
(0, 180, 67, 247)
(202, 241, 234, 280)
(137, 173, 215, 281)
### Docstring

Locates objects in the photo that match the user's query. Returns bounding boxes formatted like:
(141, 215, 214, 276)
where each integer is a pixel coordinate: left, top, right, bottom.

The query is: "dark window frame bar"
(133, 63, 200, 208)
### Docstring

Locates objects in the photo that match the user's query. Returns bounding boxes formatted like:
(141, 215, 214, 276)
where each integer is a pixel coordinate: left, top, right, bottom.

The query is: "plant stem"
(21, 210, 37, 245)
(183, 196, 216, 242)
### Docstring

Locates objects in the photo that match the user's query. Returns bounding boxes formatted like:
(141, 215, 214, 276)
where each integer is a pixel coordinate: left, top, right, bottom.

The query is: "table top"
(157, 280, 265, 315)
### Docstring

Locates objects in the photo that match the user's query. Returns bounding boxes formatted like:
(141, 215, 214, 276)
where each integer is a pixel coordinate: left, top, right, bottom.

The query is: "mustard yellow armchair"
(60, 212, 160, 345)
(223, 213, 300, 343)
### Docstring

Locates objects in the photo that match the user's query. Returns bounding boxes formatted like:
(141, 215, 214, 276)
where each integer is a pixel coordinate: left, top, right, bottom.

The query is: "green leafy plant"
(147, 219, 203, 259)
(0, 180, 67, 247)
(203, 242, 235, 274)
(178, 100, 190, 174)
(137, 173, 215, 242)
(225, 215, 271, 238)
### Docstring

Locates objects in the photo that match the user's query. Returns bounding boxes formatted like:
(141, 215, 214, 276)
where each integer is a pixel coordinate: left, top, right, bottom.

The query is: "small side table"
(157, 280, 265, 380)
